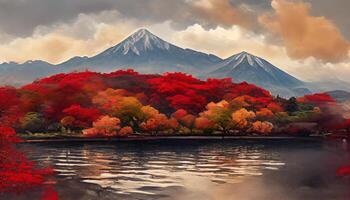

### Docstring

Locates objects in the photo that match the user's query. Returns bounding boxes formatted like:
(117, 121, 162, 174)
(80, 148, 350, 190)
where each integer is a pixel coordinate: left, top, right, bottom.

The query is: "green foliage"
(20, 112, 47, 133)
(285, 97, 299, 113)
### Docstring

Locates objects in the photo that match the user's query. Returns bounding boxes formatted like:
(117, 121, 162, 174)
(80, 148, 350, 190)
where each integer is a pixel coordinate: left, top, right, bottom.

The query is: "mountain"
(305, 79, 350, 93)
(0, 28, 344, 97)
(326, 90, 350, 102)
(0, 29, 222, 85)
(58, 28, 222, 74)
(208, 51, 311, 97)
(0, 60, 55, 85)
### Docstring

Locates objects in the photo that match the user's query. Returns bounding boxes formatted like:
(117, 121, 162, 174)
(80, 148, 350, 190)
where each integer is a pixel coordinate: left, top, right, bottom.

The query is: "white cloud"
(0, 11, 140, 64)
(170, 24, 350, 82)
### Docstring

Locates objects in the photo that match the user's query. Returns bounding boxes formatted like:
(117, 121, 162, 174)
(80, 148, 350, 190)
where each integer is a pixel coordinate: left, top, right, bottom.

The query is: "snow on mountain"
(76, 28, 222, 74)
(209, 51, 310, 97)
(101, 29, 171, 56)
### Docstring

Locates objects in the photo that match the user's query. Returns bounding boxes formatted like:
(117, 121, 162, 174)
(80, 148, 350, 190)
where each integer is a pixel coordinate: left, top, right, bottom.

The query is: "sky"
(0, 0, 349, 82)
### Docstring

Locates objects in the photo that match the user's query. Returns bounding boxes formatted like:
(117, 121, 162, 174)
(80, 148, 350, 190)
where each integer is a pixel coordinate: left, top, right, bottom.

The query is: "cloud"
(0, 0, 263, 37)
(307, 0, 350, 38)
(189, 0, 255, 28)
(172, 24, 284, 59)
(259, 0, 350, 63)
(0, 11, 138, 64)
(171, 24, 350, 82)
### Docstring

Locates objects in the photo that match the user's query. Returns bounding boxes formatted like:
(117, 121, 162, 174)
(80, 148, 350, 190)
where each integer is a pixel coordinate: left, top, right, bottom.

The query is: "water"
(11, 140, 350, 199)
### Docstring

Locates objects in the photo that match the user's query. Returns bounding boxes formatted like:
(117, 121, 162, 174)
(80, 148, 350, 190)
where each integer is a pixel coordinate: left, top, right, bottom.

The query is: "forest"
(1, 69, 350, 197)
(0, 69, 348, 138)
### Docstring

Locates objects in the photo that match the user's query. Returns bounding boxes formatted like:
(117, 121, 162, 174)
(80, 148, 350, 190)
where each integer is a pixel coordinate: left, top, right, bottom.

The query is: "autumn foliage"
(0, 69, 346, 137)
(1, 69, 348, 198)
(0, 126, 56, 198)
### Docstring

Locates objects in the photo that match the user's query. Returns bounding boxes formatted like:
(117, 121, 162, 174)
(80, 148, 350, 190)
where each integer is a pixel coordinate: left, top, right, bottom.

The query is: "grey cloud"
(307, 0, 350, 38)
(0, 0, 118, 36)
(0, 0, 267, 36)
(0, 0, 348, 40)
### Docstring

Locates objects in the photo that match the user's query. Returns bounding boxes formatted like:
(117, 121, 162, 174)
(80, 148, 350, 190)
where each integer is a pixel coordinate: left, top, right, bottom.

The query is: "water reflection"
(25, 141, 286, 195)
(21, 140, 350, 199)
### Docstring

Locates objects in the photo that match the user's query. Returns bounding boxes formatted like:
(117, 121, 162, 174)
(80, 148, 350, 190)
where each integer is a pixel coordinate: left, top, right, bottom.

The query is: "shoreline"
(21, 135, 326, 143)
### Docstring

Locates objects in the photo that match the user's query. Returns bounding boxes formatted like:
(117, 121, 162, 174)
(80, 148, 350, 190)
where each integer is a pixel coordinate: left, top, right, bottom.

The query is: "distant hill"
(326, 90, 350, 102)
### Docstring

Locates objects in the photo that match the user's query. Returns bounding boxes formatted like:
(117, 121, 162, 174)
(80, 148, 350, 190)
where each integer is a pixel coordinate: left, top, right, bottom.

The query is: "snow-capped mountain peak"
(101, 28, 171, 56)
(226, 51, 266, 69)
(209, 51, 308, 97)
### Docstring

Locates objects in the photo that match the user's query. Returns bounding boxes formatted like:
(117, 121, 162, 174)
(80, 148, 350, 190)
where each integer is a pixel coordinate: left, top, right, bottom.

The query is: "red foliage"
(62, 104, 101, 128)
(267, 102, 284, 113)
(105, 69, 139, 77)
(147, 72, 273, 113)
(20, 71, 106, 120)
(0, 87, 23, 126)
(299, 93, 335, 104)
(0, 126, 54, 194)
(11, 70, 277, 120)
(230, 82, 271, 98)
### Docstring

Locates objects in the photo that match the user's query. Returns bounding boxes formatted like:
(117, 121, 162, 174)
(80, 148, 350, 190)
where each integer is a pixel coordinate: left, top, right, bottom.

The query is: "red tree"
(62, 104, 101, 128)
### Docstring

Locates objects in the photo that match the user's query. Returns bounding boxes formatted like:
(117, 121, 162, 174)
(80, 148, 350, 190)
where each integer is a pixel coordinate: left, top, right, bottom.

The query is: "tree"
(172, 109, 196, 133)
(141, 105, 160, 119)
(200, 100, 233, 134)
(83, 116, 121, 137)
(256, 108, 274, 120)
(62, 104, 101, 129)
(285, 97, 299, 113)
(232, 108, 256, 132)
(0, 87, 22, 127)
(195, 117, 215, 132)
(93, 89, 143, 127)
(251, 121, 274, 134)
(267, 102, 284, 113)
(140, 114, 178, 135)
(20, 112, 47, 133)
(118, 126, 133, 137)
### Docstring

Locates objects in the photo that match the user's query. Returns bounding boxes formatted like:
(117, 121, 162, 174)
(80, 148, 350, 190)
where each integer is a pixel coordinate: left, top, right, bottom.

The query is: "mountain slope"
(208, 51, 310, 97)
(59, 29, 222, 74)
(0, 29, 222, 85)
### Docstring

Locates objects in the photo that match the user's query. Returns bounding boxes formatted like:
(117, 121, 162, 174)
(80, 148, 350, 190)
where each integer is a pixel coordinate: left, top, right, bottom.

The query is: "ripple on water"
(23, 142, 288, 195)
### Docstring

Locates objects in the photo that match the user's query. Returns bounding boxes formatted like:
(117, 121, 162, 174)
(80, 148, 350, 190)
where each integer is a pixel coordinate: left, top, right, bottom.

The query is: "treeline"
(0, 69, 346, 137)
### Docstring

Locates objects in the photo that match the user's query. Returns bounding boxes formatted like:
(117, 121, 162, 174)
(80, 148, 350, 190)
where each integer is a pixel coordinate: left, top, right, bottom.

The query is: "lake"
(7, 139, 350, 199)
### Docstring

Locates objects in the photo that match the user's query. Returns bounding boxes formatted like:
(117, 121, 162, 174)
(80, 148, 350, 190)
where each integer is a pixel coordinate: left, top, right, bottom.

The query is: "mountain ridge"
(0, 28, 346, 96)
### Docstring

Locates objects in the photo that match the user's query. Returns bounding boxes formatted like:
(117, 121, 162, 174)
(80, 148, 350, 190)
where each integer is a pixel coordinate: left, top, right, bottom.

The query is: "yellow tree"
(194, 117, 215, 132)
(118, 126, 133, 137)
(231, 108, 256, 132)
(83, 115, 121, 137)
(251, 121, 274, 134)
(256, 108, 274, 120)
(93, 88, 144, 128)
(140, 113, 179, 135)
(200, 100, 233, 134)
